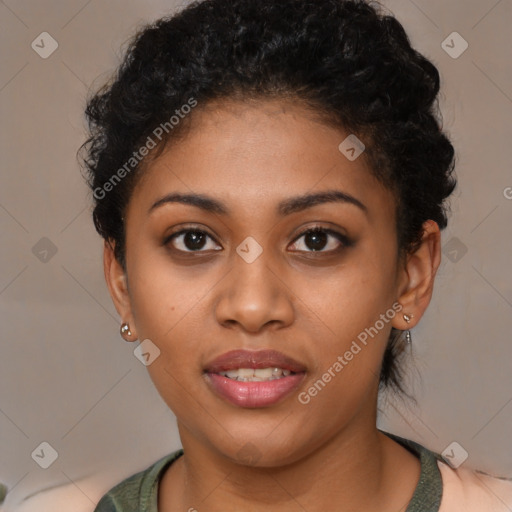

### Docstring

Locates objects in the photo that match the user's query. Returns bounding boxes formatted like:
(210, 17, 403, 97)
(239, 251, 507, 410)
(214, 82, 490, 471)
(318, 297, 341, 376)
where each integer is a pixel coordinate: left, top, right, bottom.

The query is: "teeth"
(218, 367, 294, 381)
(254, 368, 273, 379)
(238, 368, 255, 379)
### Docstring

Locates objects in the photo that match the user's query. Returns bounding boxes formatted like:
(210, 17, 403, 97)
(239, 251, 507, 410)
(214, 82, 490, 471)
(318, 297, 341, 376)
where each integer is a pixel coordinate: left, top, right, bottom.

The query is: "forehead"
(127, 98, 395, 223)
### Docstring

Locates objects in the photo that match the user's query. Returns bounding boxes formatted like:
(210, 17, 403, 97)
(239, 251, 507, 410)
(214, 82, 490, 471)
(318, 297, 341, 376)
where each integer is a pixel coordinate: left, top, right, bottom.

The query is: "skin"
(104, 98, 442, 511)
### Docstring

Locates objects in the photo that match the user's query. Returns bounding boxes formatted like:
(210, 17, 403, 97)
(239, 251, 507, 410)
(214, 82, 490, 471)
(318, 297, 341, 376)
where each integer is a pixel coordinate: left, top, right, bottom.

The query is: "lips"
(203, 349, 307, 408)
(203, 349, 307, 373)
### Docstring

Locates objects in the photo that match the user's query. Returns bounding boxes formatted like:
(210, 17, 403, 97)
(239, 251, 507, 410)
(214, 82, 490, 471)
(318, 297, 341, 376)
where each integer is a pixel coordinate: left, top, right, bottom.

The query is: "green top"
(93, 430, 444, 512)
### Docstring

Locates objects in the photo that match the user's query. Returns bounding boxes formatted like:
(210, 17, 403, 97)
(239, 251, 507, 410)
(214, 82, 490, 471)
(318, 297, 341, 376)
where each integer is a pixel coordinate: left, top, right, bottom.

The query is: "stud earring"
(120, 322, 133, 341)
(403, 313, 413, 344)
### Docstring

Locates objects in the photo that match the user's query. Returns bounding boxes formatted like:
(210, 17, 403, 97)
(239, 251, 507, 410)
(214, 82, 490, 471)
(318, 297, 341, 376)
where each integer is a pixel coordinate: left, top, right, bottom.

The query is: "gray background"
(1, 0, 511, 509)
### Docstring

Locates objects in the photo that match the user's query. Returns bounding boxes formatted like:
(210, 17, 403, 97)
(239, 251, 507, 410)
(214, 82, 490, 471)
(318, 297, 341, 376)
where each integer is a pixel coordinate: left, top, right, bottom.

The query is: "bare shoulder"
(437, 460, 512, 512)
(1, 475, 106, 512)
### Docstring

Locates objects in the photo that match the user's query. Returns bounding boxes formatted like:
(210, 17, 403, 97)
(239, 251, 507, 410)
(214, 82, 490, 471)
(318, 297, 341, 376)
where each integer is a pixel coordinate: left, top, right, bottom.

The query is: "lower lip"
(206, 372, 305, 408)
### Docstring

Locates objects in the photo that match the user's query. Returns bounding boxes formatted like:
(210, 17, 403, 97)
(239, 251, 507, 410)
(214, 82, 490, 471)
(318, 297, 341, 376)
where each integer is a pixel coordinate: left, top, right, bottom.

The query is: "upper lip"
(204, 349, 306, 373)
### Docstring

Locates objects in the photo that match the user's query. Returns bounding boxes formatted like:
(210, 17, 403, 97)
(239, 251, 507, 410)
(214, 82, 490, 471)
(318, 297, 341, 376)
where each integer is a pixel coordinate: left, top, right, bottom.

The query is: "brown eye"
(289, 228, 352, 253)
(165, 229, 222, 253)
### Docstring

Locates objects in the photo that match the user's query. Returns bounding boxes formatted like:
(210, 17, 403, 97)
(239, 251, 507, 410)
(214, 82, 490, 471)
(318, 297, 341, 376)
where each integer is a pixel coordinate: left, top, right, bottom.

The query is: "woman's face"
(113, 99, 415, 466)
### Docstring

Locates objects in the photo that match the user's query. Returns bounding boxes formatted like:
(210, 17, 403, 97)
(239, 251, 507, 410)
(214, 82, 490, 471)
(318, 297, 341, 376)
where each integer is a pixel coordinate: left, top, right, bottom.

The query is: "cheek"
(126, 244, 210, 340)
(125, 247, 215, 389)
(297, 252, 397, 341)
(294, 249, 397, 394)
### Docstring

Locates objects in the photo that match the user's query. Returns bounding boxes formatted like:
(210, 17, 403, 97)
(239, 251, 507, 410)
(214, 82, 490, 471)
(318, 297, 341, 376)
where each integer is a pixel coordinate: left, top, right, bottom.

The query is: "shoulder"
(94, 450, 184, 512)
(380, 430, 512, 512)
(2, 475, 108, 512)
(437, 460, 512, 512)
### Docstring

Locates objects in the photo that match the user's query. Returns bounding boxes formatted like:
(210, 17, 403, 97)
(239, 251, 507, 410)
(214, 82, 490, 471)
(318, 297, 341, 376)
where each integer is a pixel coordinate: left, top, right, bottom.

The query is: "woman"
(81, 0, 512, 510)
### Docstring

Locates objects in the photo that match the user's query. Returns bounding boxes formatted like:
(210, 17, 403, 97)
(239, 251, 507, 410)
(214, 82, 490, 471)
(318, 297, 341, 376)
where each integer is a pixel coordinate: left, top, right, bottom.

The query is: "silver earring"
(120, 322, 132, 339)
(403, 313, 413, 344)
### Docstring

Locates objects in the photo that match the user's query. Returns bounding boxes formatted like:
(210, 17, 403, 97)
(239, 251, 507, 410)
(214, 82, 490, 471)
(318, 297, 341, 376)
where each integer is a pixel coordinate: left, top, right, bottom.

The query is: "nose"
(214, 249, 295, 333)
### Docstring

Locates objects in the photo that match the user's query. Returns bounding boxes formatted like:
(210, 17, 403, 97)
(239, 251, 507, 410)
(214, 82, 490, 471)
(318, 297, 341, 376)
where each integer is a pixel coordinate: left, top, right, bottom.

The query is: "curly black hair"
(81, 0, 456, 396)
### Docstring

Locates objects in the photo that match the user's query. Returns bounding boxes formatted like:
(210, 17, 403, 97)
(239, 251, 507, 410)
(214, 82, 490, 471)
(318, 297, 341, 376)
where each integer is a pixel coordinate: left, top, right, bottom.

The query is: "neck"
(159, 410, 421, 511)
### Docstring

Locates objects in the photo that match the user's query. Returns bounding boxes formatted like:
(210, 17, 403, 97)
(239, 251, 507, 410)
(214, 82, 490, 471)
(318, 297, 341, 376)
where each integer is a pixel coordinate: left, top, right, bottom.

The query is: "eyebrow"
(148, 189, 368, 216)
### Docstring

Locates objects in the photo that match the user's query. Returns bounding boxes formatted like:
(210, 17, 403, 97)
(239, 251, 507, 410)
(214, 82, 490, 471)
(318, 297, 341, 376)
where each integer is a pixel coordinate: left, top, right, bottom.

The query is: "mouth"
(203, 349, 307, 408)
(216, 367, 296, 382)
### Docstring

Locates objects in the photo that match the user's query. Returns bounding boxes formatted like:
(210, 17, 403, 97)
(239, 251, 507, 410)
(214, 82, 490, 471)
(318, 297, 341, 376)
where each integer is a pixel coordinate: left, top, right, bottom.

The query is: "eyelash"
(163, 224, 353, 255)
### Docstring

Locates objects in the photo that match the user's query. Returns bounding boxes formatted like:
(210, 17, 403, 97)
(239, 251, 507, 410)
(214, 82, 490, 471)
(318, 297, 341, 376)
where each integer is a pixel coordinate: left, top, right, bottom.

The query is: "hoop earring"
(120, 322, 133, 341)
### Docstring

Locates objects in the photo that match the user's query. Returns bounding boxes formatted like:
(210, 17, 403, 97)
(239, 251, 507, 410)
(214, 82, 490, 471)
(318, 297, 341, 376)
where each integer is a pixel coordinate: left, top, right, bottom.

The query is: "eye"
(289, 227, 352, 253)
(164, 228, 222, 253)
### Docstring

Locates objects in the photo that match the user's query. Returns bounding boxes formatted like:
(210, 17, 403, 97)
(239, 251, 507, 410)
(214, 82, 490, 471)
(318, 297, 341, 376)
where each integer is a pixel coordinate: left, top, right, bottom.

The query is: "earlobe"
(393, 220, 441, 330)
(103, 240, 138, 340)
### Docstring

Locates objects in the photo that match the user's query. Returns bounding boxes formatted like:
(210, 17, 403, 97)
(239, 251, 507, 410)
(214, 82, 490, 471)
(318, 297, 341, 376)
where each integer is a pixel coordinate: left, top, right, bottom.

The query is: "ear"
(392, 220, 442, 330)
(103, 240, 138, 340)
